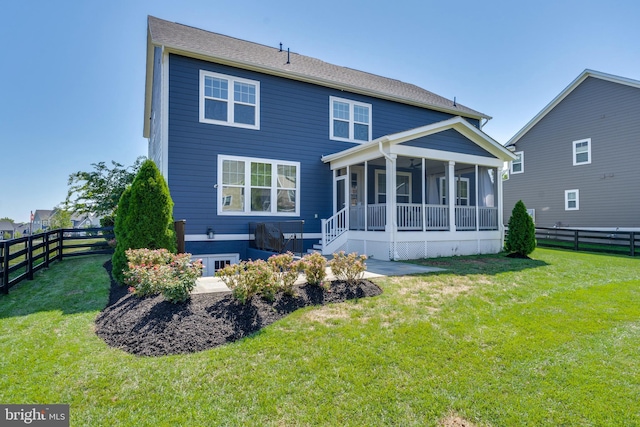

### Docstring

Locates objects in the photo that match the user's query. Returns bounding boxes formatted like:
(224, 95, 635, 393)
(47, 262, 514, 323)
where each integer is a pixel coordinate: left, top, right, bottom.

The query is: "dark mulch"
(95, 261, 382, 357)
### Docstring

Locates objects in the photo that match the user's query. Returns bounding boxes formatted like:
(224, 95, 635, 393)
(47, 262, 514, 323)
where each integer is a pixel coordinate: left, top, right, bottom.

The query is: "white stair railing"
(321, 208, 348, 248)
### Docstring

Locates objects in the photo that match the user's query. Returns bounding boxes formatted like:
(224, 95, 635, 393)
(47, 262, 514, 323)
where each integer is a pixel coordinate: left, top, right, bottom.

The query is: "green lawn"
(0, 249, 638, 426)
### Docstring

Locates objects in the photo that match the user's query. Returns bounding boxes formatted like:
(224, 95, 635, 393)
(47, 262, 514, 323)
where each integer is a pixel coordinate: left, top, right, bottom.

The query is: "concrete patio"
(192, 258, 443, 294)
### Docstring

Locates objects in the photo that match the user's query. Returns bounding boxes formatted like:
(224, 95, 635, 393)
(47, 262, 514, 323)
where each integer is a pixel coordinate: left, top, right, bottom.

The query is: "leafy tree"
(49, 209, 73, 230)
(505, 200, 536, 257)
(112, 160, 177, 283)
(65, 157, 145, 216)
(0, 217, 14, 223)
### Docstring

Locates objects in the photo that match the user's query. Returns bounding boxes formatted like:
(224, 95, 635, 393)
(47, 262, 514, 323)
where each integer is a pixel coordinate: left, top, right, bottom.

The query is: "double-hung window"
(511, 151, 524, 174)
(565, 189, 579, 210)
(330, 96, 372, 142)
(572, 138, 591, 165)
(218, 155, 299, 215)
(439, 177, 469, 206)
(200, 71, 260, 129)
(374, 171, 412, 203)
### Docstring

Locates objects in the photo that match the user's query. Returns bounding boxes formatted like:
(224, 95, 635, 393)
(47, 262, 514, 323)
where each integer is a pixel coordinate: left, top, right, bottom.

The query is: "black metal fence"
(0, 227, 114, 294)
(249, 221, 304, 257)
(534, 227, 639, 257)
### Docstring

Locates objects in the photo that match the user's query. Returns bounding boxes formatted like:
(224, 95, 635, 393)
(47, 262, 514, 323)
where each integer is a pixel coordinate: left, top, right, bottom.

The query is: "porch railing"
(455, 206, 476, 230)
(424, 204, 449, 230)
(478, 207, 498, 230)
(338, 204, 498, 237)
(322, 207, 348, 247)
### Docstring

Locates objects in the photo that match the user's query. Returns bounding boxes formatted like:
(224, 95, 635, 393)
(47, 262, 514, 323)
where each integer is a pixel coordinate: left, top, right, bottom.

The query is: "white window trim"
(199, 70, 260, 130)
(374, 170, 412, 204)
(510, 151, 524, 174)
(217, 155, 300, 216)
(329, 96, 372, 143)
(572, 138, 591, 166)
(565, 189, 579, 210)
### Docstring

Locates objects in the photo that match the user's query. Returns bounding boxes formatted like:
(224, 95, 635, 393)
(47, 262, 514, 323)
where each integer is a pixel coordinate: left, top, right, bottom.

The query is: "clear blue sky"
(2, 0, 639, 223)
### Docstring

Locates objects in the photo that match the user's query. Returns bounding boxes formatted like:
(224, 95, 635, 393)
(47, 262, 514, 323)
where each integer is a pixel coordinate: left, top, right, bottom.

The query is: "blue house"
(143, 16, 515, 271)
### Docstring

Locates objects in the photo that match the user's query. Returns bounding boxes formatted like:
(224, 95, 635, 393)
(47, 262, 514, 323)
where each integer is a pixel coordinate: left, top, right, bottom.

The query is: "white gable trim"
(322, 116, 516, 168)
(507, 69, 640, 147)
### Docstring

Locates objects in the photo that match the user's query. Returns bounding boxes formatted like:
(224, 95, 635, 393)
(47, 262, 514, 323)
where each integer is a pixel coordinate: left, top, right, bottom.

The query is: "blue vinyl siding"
(166, 53, 474, 238)
(404, 129, 493, 157)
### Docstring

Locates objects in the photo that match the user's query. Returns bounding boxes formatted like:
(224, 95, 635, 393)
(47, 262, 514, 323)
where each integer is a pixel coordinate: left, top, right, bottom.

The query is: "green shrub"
(216, 259, 275, 303)
(505, 200, 536, 257)
(112, 186, 132, 283)
(112, 160, 177, 283)
(268, 252, 301, 296)
(329, 251, 367, 285)
(300, 252, 327, 288)
(124, 248, 203, 303)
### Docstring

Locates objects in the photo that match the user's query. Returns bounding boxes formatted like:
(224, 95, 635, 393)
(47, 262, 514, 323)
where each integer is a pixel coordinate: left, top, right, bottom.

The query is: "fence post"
(1, 240, 8, 294)
(27, 235, 34, 280)
(44, 232, 50, 268)
(58, 229, 64, 261)
(574, 230, 579, 251)
(631, 232, 636, 257)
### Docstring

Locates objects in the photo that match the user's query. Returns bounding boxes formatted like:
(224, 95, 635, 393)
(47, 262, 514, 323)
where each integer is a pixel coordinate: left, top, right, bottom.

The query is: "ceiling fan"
(408, 159, 420, 170)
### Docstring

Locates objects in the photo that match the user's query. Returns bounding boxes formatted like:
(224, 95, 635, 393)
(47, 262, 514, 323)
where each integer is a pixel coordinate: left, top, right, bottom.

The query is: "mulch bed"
(95, 261, 382, 357)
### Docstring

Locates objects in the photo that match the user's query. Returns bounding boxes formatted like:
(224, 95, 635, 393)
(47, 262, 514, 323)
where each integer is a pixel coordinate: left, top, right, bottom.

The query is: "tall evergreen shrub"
(112, 160, 176, 283)
(505, 200, 536, 257)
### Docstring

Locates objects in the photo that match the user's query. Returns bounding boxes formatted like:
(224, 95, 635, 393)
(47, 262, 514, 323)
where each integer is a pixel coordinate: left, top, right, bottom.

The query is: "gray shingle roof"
(147, 16, 488, 120)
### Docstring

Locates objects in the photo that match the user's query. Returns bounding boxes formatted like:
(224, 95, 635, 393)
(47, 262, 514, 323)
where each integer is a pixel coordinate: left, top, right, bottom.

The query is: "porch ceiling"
(321, 116, 516, 169)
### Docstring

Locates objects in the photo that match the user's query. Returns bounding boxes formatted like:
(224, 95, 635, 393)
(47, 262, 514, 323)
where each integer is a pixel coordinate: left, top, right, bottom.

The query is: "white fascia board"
(143, 29, 155, 138)
(323, 116, 515, 167)
(506, 69, 640, 147)
(392, 145, 505, 168)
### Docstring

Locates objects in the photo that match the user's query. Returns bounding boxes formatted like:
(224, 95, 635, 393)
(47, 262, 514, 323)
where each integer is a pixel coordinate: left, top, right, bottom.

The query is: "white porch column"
(421, 158, 426, 232)
(475, 164, 479, 231)
(385, 154, 398, 234)
(448, 161, 456, 232)
(364, 161, 368, 231)
(497, 167, 505, 245)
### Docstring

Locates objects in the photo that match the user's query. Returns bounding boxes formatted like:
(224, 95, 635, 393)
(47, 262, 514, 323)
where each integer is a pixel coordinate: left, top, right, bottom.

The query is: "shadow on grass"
(0, 255, 111, 319)
(404, 251, 548, 276)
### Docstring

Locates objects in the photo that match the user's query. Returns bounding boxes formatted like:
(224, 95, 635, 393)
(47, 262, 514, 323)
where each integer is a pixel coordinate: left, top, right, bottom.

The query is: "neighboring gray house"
(503, 69, 640, 230)
(0, 221, 14, 240)
(33, 209, 55, 232)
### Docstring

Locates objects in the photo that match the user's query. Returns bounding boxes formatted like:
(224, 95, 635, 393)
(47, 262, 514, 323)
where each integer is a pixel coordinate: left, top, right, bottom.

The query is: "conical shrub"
(505, 200, 536, 257)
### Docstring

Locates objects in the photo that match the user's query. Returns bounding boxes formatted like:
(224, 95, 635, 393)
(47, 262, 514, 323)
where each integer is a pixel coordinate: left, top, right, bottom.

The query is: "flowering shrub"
(329, 251, 367, 285)
(300, 252, 327, 288)
(216, 259, 275, 303)
(268, 252, 301, 296)
(124, 248, 203, 303)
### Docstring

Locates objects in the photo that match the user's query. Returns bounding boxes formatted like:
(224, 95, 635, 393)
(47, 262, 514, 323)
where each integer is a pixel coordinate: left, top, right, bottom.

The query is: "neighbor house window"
(330, 96, 372, 142)
(511, 151, 524, 174)
(200, 71, 260, 129)
(565, 189, 579, 210)
(572, 138, 591, 165)
(218, 155, 299, 215)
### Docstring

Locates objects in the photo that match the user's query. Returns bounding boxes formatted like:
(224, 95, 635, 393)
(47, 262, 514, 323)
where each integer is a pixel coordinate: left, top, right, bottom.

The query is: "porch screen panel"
(251, 162, 272, 212)
(221, 159, 245, 212)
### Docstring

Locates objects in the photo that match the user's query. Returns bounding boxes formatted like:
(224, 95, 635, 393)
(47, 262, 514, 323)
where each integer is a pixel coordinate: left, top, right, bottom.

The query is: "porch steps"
(306, 240, 323, 255)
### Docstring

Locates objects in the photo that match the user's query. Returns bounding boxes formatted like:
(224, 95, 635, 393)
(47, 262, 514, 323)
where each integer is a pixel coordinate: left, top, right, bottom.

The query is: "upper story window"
(510, 151, 524, 174)
(218, 155, 299, 216)
(330, 96, 372, 143)
(565, 189, 579, 210)
(572, 138, 591, 165)
(200, 71, 260, 130)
